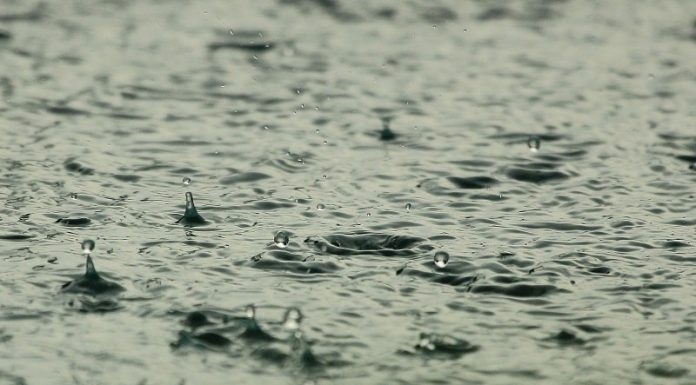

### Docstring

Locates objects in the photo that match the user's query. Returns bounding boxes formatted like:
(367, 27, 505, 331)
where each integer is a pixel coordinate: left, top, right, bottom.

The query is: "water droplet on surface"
(316, 204, 325, 211)
(182, 177, 191, 186)
(405, 203, 412, 211)
(81, 239, 95, 254)
(228, 29, 234, 35)
(283, 308, 303, 330)
(245, 304, 256, 319)
(274, 231, 290, 248)
(366, 212, 372, 217)
(433, 251, 449, 268)
(527, 136, 541, 152)
(69, 193, 78, 200)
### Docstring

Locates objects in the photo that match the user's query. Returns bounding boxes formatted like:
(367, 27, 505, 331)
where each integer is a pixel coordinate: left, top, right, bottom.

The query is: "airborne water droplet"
(274, 231, 290, 248)
(283, 307, 303, 330)
(316, 204, 325, 211)
(433, 251, 449, 268)
(405, 203, 412, 211)
(182, 177, 191, 186)
(527, 136, 541, 152)
(246, 304, 256, 319)
(81, 239, 95, 254)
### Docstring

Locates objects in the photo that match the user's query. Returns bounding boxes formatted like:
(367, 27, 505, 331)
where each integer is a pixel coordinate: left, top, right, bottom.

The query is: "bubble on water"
(69, 193, 78, 200)
(316, 203, 325, 211)
(366, 212, 372, 217)
(182, 177, 191, 186)
(245, 304, 256, 319)
(283, 307, 303, 330)
(527, 136, 541, 152)
(274, 231, 290, 248)
(323, 140, 328, 145)
(81, 239, 95, 254)
(228, 29, 234, 35)
(433, 251, 449, 268)
(405, 203, 412, 211)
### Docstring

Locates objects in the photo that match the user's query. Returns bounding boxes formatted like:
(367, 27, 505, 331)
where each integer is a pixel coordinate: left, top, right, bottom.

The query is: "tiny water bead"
(433, 251, 449, 268)
(245, 304, 256, 319)
(283, 307, 303, 330)
(528, 136, 541, 152)
(182, 177, 191, 186)
(274, 231, 290, 248)
(81, 239, 95, 254)
(69, 193, 78, 200)
(316, 203, 325, 211)
(405, 203, 412, 211)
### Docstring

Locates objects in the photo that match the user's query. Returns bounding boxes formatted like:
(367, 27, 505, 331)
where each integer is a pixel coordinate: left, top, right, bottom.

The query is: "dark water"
(2, 0, 696, 383)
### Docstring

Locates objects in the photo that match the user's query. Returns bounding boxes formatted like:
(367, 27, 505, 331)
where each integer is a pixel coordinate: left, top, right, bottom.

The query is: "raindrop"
(283, 308, 303, 330)
(366, 212, 372, 217)
(69, 193, 78, 200)
(182, 177, 191, 186)
(527, 136, 541, 152)
(81, 239, 95, 255)
(433, 251, 449, 268)
(229, 29, 234, 35)
(245, 304, 256, 319)
(405, 203, 412, 211)
(323, 140, 328, 145)
(274, 231, 290, 248)
(316, 204, 325, 211)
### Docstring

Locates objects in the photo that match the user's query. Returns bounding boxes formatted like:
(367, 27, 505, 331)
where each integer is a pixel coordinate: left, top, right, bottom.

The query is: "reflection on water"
(1, 0, 696, 383)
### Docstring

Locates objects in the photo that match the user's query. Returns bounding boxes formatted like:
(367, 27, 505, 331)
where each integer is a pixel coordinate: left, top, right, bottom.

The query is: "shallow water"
(2, 0, 696, 384)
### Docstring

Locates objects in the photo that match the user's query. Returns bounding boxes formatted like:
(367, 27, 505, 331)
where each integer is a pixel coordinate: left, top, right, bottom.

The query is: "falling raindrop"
(274, 231, 290, 248)
(182, 177, 191, 186)
(283, 307, 303, 330)
(527, 136, 541, 152)
(433, 251, 449, 268)
(81, 239, 95, 255)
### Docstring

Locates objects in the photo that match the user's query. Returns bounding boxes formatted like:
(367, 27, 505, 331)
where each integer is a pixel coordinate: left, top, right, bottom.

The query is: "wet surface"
(1, 0, 696, 383)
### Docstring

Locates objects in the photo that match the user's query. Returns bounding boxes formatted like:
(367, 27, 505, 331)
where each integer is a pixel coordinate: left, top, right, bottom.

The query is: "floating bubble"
(433, 251, 449, 268)
(283, 307, 303, 331)
(274, 231, 290, 248)
(405, 203, 412, 211)
(316, 203, 325, 211)
(182, 177, 191, 186)
(81, 239, 95, 254)
(527, 136, 541, 152)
